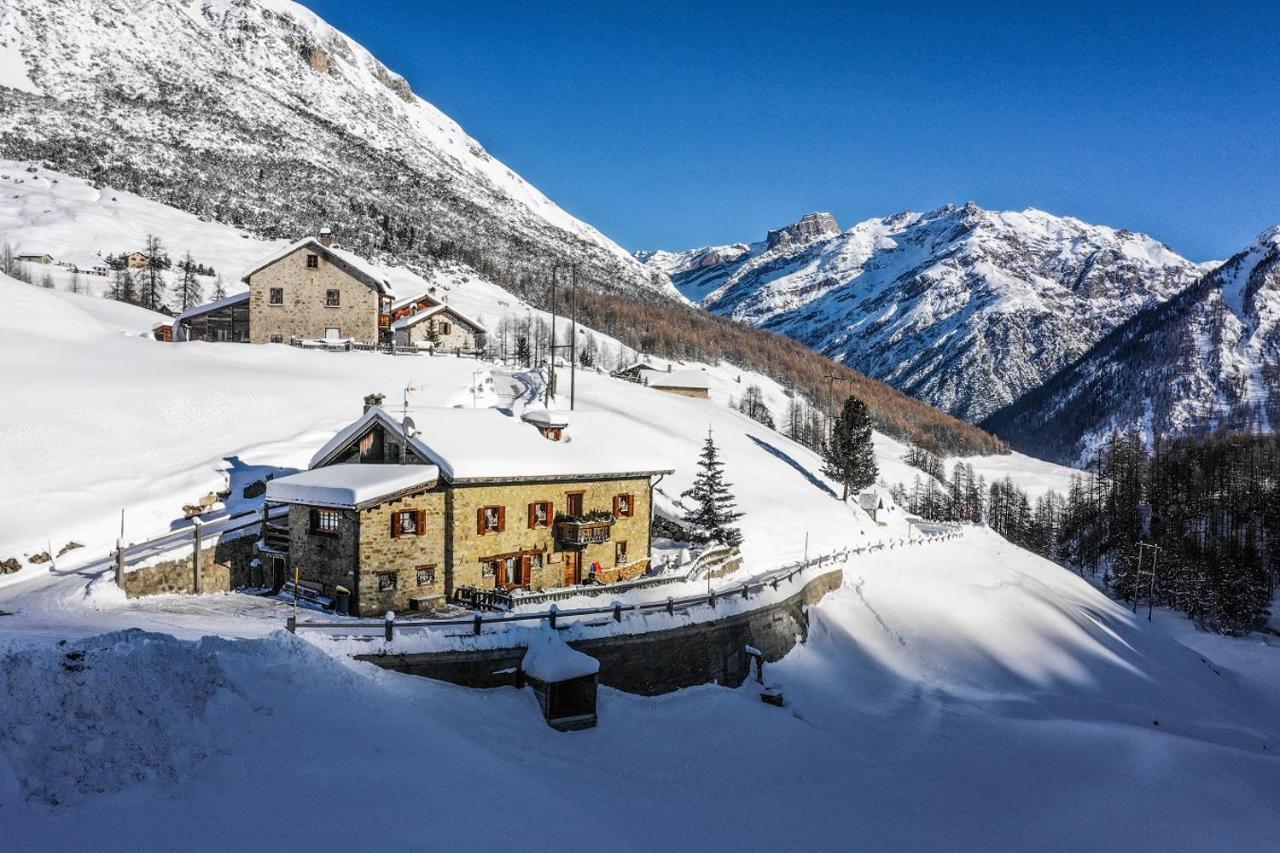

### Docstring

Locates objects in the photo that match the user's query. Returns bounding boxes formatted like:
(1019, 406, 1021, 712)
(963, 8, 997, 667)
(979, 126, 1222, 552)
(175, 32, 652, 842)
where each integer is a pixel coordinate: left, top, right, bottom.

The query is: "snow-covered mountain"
(0, 0, 676, 300)
(640, 204, 1204, 421)
(983, 227, 1280, 465)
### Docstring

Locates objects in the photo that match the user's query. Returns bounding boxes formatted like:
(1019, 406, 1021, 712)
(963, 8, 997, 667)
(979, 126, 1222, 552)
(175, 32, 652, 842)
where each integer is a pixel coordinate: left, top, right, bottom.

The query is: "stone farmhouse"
(126, 251, 150, 269)
(175, 229, 484, 347)
(616, 362, 711, 399)
(390, 289, 486, 352)
(259, 398, 673, 616)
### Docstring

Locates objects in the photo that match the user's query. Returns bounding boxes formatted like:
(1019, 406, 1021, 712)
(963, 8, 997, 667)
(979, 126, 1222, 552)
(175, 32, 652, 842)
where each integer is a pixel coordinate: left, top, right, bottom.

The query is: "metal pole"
(1131, 543, 1142, 613)
(192, 517, 203, 595)
(1148, 545, 1158, 622)
(569, 265, 577, 411)
(547, 267, 558, 407)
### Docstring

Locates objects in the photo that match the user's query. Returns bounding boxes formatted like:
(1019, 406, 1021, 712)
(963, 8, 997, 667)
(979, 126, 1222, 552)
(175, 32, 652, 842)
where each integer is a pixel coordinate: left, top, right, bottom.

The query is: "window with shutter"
(480, 506, 502, 534)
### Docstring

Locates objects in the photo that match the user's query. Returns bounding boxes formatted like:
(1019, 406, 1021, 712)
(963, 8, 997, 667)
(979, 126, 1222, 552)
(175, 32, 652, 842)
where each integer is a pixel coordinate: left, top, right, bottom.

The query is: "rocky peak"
(766, 212, 840, 250)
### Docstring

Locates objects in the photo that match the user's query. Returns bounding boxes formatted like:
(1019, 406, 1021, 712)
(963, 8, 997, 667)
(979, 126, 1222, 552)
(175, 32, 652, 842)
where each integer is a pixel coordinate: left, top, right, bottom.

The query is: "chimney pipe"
(319, 226, 333, 248)
(363, 392, 385, 414)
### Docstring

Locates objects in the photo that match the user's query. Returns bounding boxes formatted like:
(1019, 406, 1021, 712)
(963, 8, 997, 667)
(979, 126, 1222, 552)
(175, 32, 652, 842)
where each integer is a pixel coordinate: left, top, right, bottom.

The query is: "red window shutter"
(390, 511, 401, 538)
(477, 507, 485, 534)
(416, 509, 426, 535)
(612, 495, 620, 516)
(497, 506, 506, 532)
(528, 503, 536, 529)
(627, 493, 635, 516)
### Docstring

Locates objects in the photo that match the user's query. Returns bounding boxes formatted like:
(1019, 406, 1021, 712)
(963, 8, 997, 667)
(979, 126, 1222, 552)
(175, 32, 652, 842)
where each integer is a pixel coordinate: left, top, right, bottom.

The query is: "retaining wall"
(357, 567, 842, 695)
(123, 535, 257, 598)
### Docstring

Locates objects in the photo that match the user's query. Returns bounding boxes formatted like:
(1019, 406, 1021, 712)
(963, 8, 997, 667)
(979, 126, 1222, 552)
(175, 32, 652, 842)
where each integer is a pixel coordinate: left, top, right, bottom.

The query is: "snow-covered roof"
(391, 289, 442, 311)
(390, 302, 485, 333)
(175, 289, 249, 324)
(311, 406, 673, 482)
(614, 360, 654, 375)
(521, 631, 599, 682)
(266, 463, 438, 509)
(858, 491, 884, 511)
(521, 408, 571, 429)
(645, 369, 710, 390)
(239, 237, 394, 296)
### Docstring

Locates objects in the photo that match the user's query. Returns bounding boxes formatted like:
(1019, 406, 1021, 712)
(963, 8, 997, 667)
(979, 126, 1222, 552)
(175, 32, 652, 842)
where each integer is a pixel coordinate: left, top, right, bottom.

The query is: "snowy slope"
(984, 226, 1280, 464)
(639, 204, 1202, 421)
(0, 0, 677, 300)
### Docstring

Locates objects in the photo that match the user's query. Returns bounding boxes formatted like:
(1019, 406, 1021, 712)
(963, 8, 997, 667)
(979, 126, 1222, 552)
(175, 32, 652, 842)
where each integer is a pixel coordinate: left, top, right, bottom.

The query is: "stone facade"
(356, 489, 447, 614)
(247, 244, 383, 344)
(448, 476, 652, 592)
(280, 476, 652, 616)
(395, 309, 481, 351)
(650, 384, 709, 399)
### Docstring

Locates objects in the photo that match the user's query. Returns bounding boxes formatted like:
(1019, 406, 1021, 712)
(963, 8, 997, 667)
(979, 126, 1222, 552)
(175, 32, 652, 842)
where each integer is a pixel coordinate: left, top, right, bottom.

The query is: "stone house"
(17, 252, 53, 264)
(391, 303, 486, 352)
(262, 400, 673, 616)
(643, 368, 710, 399)
(126, 251, 150, 269)
(244, 229, 395, 345)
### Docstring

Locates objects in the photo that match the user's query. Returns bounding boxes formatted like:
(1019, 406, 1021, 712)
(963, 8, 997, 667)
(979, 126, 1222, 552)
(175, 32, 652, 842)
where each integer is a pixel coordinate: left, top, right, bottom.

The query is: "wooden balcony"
(554, 516, 615, 548)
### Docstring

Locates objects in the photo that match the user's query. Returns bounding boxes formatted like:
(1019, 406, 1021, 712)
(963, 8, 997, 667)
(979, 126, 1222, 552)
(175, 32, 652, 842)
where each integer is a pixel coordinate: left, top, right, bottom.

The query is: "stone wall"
(247, 244, 380, 344)
(360, 567, 843, 696)
(123, 534, 256, 598)
(398, 310, 479, 351)
(287, 504, 359, 601)
(652, 385, 709, 399)
(356, 489, 447, 615)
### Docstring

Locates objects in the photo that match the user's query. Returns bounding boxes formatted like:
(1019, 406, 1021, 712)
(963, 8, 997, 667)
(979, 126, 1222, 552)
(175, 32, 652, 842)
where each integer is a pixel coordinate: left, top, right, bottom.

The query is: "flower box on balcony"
(554, 512, 615, 547)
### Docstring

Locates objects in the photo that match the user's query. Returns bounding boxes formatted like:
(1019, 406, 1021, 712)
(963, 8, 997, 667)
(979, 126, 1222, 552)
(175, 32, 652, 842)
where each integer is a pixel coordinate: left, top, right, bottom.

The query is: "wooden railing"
(288, 528, 964, 640)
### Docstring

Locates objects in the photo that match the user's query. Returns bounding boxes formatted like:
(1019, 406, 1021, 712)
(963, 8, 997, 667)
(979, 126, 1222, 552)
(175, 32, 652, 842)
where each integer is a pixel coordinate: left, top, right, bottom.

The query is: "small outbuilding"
(644, 368, 710, 399)
(521, 631, 600, 731)
(858, 491, 886, 523)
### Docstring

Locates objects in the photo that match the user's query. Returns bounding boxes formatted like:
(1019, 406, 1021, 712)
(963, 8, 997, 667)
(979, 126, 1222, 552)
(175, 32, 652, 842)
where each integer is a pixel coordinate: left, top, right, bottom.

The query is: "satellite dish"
(402, 416, 416, 436)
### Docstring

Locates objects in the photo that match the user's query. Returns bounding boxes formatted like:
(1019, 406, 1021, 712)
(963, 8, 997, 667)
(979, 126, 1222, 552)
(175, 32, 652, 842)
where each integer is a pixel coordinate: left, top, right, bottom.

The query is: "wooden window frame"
(325, 288, 341, 307)
(391, 509, 426, 538)
(439, 320, 452, 336)
(528, 500, 553, 529)
(268, 287, 284, 305)
(377, 571, 398, 592)
(309, 508, 340, 536)
(477, 505, 505, 535)
(615, 540, 628, 566)
(306, 253, 319, 269)
(415, 565, 436, 587)
(565, 491, 585, 517)
(613, 493, 635, 518)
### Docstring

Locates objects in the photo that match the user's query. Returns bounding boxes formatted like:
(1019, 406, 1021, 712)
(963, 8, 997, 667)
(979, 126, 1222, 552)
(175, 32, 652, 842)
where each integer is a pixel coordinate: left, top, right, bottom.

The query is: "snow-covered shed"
(858, 491, 886, 523)
(644, 368, 710, 399)
(521, 631, 600, 731)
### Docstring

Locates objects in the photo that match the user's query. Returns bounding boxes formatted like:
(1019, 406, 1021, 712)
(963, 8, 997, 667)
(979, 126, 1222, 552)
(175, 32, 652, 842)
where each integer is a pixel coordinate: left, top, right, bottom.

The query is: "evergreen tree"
(515, 335, 531, 366)
(682, 427, 743, 546)
(425, 316, 440, 347)
(211, 274, 228, 301)
(108, 267, 136, 304)
(176, 251, 203, 309)
(138, 234, 168, 310)
(823, 395, 878, 500)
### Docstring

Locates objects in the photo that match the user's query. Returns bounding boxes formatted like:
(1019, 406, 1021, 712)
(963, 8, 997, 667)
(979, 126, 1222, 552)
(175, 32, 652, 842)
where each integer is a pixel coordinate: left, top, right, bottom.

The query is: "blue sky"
(305, 0, 1278, 261)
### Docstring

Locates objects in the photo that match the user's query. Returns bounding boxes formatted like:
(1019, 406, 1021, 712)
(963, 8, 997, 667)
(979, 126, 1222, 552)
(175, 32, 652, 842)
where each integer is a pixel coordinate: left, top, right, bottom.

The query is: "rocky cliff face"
(0, 0, 676, 301)
(982, 227, 1280, 464)
(640, 204, 1204, 421)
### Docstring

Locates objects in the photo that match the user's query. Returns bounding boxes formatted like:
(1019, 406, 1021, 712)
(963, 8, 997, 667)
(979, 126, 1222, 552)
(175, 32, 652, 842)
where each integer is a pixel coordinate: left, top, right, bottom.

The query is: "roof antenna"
(401, 383, 418, 464)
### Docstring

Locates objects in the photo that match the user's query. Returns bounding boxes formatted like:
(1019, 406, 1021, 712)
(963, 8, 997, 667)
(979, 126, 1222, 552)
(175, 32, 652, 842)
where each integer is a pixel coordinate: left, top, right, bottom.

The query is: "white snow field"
(0, 181, 1278, 849)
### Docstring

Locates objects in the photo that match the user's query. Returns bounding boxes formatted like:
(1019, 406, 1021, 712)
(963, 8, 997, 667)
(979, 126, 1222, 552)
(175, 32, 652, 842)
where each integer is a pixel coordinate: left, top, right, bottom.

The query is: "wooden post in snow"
(192, 518, 203, 594)
(115, 538, 126, 590)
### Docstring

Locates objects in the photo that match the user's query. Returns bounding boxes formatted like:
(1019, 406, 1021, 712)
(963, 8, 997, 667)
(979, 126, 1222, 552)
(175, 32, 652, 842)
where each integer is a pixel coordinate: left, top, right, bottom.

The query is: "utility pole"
(1137, 541, 1161, 621)
(547, 266, 558, 407)
(569, 264, 578, 411)
(1132, 544, 1143, 614)
(824, 373, 847, 446)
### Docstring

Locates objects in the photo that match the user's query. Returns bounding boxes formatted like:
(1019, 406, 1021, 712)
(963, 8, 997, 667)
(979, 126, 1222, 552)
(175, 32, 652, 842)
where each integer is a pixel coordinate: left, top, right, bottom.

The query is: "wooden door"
(563, 552, 580, 587)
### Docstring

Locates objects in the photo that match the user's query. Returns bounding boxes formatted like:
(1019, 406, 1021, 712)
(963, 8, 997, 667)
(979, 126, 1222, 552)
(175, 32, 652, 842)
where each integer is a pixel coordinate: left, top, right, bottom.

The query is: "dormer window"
(306, 254, 319, 269)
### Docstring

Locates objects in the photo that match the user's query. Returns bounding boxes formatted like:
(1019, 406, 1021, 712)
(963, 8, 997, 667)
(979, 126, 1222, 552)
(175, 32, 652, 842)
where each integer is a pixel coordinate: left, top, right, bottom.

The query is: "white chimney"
(318, 226, 333, 248)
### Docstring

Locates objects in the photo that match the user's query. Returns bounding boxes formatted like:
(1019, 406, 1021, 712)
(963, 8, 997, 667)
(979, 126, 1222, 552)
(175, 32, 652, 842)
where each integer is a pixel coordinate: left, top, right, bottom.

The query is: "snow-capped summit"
(638, 203, 1202, 421)
(984, 225, 1280, 464)
(0, 0, 677, 300)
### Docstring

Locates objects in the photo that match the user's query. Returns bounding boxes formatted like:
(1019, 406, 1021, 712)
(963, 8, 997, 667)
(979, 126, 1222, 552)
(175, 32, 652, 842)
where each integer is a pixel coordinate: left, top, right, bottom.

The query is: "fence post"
(473, 613, 483, 635)
(708, 589, 717, 609)
(286, 615, 296, 634)
(384, 611, 395, 642)
(192, 518, 203, 595)
(612, 601, 623, 622)
(115, 537, 126, 589)
(666, 596, 674, 616)
(741, 584, 749, 599)
(548, 603, 558, 630)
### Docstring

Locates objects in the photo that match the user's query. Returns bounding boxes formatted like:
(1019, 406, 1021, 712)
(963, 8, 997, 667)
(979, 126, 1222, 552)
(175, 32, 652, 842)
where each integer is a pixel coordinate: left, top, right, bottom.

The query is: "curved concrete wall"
(358, 567, 842, 695)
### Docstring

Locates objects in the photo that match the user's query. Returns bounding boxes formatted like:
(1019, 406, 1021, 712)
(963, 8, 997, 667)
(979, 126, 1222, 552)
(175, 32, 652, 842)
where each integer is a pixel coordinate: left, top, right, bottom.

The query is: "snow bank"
(521, 629, 600, 682)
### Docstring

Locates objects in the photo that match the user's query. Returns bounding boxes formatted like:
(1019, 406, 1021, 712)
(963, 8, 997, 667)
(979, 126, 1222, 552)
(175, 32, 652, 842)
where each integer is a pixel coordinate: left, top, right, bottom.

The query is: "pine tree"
(138, 234, 167, 310)
(515, 335, 531, 366)
(682, 427, 743, 547)
(823, 395, 878, 500)
(176, 251, 202, 309)
(67, 271, 84, 294)
(211, 274, 228, 301)
(108, 267, 136, 304)
(425, 316, 440, 348)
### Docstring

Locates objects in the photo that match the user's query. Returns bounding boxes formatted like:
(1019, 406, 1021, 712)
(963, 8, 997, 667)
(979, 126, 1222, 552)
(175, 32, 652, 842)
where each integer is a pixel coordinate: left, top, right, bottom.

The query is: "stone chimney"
(318, 226, 333, 248)
(363, 392, 385, 413)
